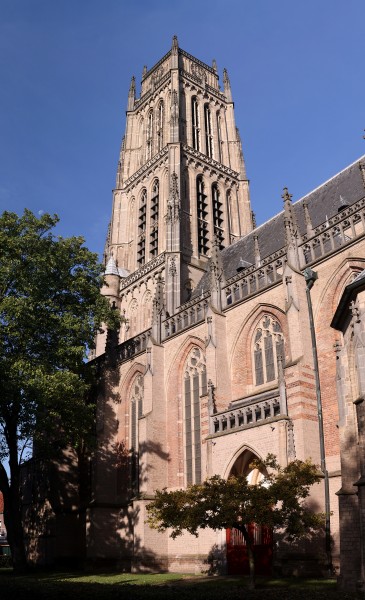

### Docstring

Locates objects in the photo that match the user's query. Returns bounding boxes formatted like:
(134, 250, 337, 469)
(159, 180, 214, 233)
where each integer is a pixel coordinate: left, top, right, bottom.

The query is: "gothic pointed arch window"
(191, 97, 200, 151)
(197, 176, 209, 255)
(146, 110, 153, 160)
(253, 315, 285, 386)
(184, 347, 207, 485)
(137, 188, 147, 266)
(130, 373, 144, 493)
(216, 111, 223, 163)
(226, 190, 233, 243)
(150, 179, 159, 257)
(156, 101, 164, 152)
(212, 183, 224, 249)
(204, 104, 213, 158)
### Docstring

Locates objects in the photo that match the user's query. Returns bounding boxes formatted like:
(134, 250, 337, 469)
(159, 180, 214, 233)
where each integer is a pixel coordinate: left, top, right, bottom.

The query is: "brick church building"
(25, 37, 365, 589)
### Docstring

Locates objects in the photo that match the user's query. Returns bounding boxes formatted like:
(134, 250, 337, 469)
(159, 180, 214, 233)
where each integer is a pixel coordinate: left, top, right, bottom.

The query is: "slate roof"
(192, 155, 365, 297)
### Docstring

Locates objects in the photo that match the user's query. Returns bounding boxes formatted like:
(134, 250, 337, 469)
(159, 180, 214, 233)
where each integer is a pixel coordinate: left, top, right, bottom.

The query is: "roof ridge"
(245, 154, 365, 239)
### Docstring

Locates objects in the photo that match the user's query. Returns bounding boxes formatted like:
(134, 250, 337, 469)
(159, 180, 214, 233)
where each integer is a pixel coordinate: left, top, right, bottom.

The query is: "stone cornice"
(183, 145, 239, 179)
(134, 72, 171, 110)
(121, 146, 169, 190)
(120, 252, 166, 291)
(179, 48, 216, 76)
(180, 70, 226, 102)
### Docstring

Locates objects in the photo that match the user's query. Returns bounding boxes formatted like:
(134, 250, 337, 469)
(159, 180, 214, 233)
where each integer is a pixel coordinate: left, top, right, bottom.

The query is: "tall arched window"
(197, 177, 209, 255)
(146, 110, 153, 160)
(156, 101, 164, 152)
(216, 111, 222, 163)
(191, 97, 200, 151)
(212, 183, 224, 249)
(204, 104, 213, 158)
(226, 190, 233, 243)
(130, 373, 144, 493)
(150, 180, 159, 257)
(253, 315, 285, 386)
(137, 188, 147, 266)
(184, 347, 207, 484)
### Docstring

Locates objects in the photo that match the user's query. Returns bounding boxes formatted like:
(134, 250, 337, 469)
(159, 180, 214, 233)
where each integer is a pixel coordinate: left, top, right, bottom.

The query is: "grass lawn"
(0, 570, 355, 600)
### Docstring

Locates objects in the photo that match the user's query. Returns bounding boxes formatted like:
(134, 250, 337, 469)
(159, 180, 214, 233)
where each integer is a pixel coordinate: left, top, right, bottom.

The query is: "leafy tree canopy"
(147, 455, 323, 540)
(0, 209, 118, 569)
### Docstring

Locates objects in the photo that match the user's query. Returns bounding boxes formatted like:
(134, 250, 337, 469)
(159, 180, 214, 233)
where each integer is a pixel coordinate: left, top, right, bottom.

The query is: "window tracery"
(156, 101, 164, 152)
(191, 97, 200, 151)
(204, 104, 213, 158)
(184, 347, 207, 485)
(146, 110, 153, 160)
(130, 373, 144, 493)
(253, 315, 285, 386)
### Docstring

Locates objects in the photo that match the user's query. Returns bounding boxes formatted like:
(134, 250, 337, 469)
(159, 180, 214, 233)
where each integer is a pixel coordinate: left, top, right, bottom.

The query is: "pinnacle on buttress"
(303, 198, 313, 237)
(253, 234, 261, 267)
(282, 187, 298, 235)
(142, 65, 147, 78)
(223, 68, 232, 102)
(151, 275, 165, 343)
(212, 59, 217, 72)
(172, 35, 179, 53)
(127, 76, 136, 111)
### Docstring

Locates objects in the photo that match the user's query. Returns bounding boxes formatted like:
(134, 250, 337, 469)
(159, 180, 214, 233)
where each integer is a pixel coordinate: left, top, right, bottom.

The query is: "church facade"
(84, 38, 365, 585)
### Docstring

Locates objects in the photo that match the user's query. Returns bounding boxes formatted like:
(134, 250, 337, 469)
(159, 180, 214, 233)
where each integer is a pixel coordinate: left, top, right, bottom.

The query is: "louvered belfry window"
(150, 180, 159, 257)
(212, 183, 224, 249)
(137, 189, 147, 266)
(197, 177, 209, 255)
(253, 316, 285, 386)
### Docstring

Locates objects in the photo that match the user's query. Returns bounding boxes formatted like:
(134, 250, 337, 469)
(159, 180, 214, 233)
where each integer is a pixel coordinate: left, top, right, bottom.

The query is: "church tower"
(100, 36, 253, 349)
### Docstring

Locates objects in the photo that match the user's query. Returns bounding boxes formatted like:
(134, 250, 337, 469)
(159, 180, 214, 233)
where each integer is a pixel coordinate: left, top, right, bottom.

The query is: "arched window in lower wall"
(130, 373, 144, 494)
(184, 347, 207, 485)
(253, 315, 285, 386)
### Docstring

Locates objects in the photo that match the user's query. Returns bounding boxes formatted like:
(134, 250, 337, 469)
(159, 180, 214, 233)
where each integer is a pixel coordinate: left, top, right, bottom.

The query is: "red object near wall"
(226, 524, 273, 576)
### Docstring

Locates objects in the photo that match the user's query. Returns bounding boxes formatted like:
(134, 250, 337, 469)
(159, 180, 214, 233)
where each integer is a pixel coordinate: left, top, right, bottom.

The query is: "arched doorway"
(226, 449, 273, 576)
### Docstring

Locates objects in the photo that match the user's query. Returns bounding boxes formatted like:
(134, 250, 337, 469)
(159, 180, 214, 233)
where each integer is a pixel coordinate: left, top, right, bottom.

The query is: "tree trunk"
(0, 448, 28, 572)
(235, 522, 255, 590)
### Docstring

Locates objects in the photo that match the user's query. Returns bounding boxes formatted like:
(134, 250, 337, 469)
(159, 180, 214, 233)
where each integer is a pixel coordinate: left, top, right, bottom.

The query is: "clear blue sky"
(1, 0, 364, 259)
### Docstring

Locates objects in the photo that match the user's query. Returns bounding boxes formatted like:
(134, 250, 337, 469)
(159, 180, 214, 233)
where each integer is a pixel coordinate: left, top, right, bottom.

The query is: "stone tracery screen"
(184, 347, 207, 485)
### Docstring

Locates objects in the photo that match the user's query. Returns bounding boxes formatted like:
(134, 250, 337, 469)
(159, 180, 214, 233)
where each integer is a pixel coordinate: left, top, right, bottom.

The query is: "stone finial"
(253, 234, 261, 267)
(127, 76, 136, 111)
(209, 234, 225, 311)
(223, 68, 232, 102)
(282, 186, 293, 207)
(172, 35, 179, 53)
(152, 275, 165, 343)
(282, 187, 299, 237)
(251, 211, 257, 229)
(212, 58, 217, 72)
(142, 65, 147, 78)
(303, 198, 313, 237)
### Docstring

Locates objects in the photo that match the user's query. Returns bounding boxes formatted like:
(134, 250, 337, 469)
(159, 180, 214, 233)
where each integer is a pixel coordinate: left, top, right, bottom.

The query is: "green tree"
(0, 210, 118, 571)
(147, 456, 323, 589)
